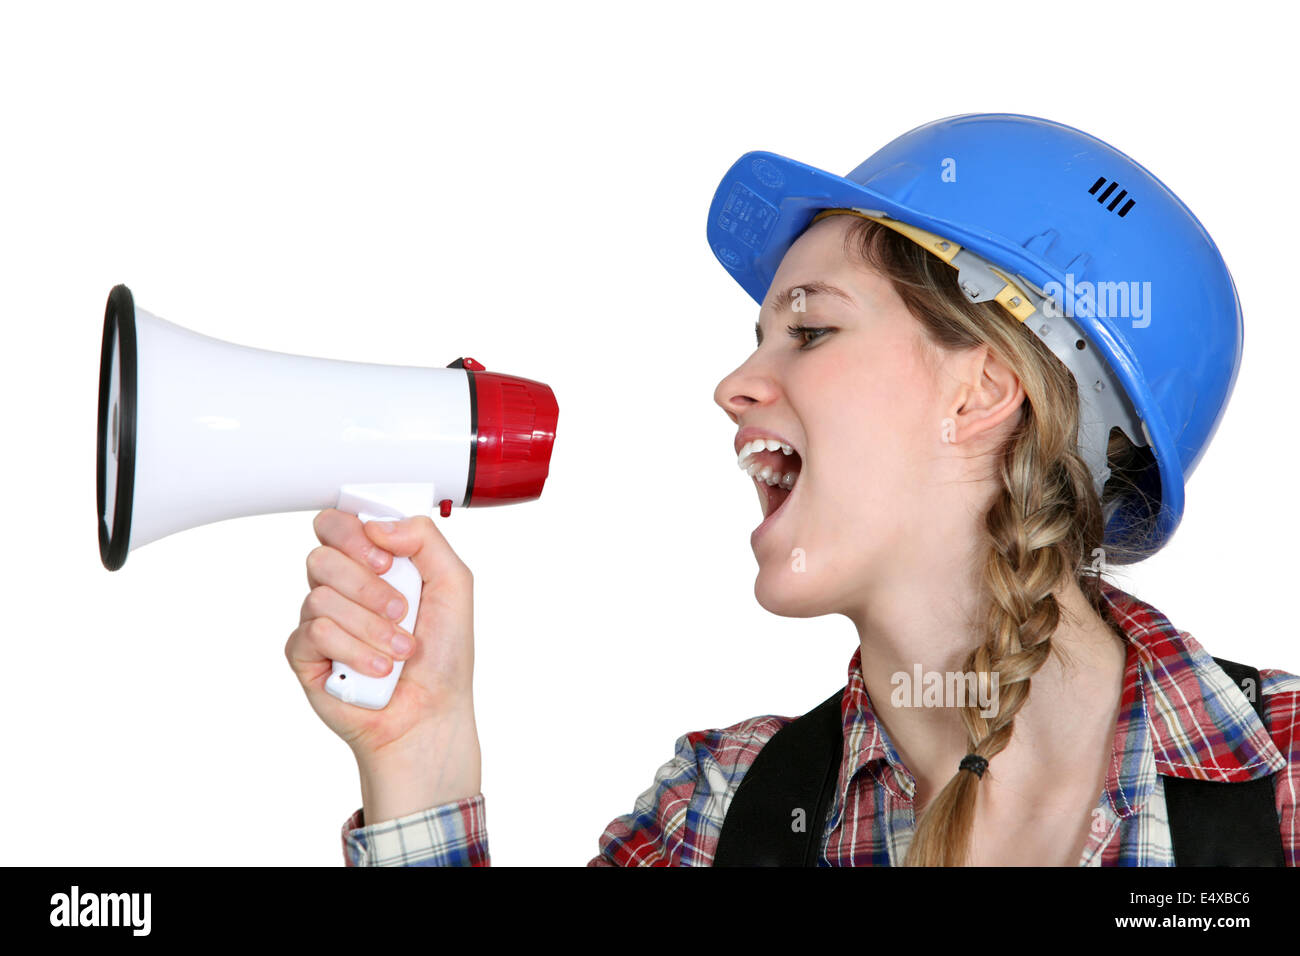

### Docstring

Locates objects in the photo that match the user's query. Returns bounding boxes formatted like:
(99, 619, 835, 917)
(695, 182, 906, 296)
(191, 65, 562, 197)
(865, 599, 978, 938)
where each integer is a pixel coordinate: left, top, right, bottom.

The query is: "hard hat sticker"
(716, 181, 779, 253)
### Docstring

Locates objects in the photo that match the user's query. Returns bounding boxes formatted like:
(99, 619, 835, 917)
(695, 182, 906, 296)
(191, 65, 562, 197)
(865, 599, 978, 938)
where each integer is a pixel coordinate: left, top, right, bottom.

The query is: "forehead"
(776, 214, 853, 272)
(762, 215, 880, 313)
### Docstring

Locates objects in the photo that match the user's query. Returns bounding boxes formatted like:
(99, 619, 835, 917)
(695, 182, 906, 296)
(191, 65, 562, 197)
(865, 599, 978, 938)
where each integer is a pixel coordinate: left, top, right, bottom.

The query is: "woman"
(286, 114, 1299, 866)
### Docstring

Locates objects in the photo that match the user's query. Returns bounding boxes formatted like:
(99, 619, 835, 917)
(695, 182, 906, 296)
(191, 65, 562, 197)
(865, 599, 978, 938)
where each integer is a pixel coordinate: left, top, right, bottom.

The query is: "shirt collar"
(828, 580, 1285, 831)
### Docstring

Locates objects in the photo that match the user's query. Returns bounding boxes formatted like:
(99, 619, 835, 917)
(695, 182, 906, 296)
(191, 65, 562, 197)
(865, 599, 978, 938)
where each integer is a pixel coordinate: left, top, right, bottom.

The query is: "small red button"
(461, 357, 486, 372)
(439, 499, 452, 517)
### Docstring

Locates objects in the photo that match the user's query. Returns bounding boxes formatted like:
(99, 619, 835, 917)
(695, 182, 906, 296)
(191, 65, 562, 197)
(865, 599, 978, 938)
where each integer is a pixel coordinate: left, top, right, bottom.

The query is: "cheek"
(800, 339, 936, 485)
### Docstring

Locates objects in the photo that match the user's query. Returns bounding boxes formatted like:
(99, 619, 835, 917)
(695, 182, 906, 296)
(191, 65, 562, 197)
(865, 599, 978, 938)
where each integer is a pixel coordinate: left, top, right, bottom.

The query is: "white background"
(1, 1, 1296, 866)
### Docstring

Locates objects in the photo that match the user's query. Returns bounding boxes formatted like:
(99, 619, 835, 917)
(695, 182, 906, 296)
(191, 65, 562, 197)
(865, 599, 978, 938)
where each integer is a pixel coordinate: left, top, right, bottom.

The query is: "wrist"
(354, 714, 482, 825)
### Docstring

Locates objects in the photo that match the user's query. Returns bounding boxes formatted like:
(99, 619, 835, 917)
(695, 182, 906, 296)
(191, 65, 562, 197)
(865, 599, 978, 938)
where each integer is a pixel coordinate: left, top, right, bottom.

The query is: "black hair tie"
(959, 754, 989, 779)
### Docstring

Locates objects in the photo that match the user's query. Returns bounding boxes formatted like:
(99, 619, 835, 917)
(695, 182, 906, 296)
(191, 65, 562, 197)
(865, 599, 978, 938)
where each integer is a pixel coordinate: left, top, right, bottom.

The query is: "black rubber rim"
(97, 284, 137, 570)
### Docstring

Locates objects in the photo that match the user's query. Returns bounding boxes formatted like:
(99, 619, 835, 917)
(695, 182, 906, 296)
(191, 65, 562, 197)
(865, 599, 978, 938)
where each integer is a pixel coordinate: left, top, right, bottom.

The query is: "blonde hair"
(831, 215, 1155, 866)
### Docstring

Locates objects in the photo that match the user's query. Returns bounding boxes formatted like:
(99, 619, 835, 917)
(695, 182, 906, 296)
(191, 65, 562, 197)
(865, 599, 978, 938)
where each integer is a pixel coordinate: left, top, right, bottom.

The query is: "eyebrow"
(755, 280, 856, 345)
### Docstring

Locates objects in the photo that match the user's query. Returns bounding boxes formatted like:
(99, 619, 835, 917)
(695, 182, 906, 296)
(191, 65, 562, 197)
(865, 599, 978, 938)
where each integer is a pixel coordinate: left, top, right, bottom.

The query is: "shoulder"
(1177, 627, 1300, 760)
(1259, 666, 1300, 751)
(679, 712, 795, 786)
(641, 710, 797, 810)
(1261, 666, 1300, 698)
(665, 711, 800, 810)
(1110, 598, 1299, 864)
(1256, 666, 1300, 866)
(590, 711, 794, 866)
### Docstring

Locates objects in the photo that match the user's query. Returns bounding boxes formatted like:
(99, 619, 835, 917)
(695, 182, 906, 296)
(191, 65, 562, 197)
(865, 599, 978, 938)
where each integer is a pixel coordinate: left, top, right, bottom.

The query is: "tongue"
(752, 448, 799, 483)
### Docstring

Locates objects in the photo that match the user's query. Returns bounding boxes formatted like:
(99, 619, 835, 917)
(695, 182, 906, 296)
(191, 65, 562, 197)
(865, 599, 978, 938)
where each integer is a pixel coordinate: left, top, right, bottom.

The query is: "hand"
(286, 509, 481, 815)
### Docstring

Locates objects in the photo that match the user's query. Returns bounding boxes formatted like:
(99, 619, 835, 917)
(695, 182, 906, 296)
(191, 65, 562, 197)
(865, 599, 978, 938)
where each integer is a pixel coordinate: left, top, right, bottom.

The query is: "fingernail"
(391, 633, 412, 655)
(373, 521, 397, 533)
(372, 656, 390, 675)
(368, 548, 387, 570)
(386, 598, 405, 620)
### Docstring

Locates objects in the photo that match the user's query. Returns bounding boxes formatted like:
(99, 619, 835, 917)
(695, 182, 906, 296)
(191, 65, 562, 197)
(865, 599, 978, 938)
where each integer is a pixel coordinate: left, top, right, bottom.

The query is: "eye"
(786, 324, 833, 348)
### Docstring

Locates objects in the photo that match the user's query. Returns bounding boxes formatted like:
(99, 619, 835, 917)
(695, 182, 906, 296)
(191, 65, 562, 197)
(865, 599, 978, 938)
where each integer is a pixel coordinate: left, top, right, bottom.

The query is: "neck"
(844, 555, 1127, 813)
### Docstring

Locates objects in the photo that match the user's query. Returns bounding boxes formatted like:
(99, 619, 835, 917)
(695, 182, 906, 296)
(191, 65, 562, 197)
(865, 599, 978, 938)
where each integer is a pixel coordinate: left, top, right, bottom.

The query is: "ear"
(942, 344, 1025, 446)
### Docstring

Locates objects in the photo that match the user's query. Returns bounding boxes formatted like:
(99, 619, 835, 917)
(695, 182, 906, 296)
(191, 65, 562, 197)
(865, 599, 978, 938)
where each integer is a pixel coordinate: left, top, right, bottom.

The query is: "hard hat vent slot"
(1088, 176, 1136, 218)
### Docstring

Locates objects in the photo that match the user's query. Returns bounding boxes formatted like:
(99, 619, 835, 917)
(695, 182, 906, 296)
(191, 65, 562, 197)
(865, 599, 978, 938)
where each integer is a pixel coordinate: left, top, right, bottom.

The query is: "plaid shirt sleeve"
(341, 794, 489, 866)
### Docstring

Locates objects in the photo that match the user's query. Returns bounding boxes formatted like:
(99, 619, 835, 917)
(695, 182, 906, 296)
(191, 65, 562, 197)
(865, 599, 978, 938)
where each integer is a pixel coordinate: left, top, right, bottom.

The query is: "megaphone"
(97, 284, 558, 709)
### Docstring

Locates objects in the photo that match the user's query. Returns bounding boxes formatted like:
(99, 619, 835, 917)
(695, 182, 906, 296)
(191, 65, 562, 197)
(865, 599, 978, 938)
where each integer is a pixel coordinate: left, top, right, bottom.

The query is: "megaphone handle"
(322, 507, 422, 709)
(323, 513, 421, 709)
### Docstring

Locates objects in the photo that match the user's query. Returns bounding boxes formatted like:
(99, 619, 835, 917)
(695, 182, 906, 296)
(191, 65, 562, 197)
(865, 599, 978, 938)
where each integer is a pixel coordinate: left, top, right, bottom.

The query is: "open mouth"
(737, 437, 803, 521)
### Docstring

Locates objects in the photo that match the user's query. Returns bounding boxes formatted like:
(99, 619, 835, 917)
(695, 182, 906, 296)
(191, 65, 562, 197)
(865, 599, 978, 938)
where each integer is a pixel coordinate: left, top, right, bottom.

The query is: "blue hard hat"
(705, 113, 1243, 561)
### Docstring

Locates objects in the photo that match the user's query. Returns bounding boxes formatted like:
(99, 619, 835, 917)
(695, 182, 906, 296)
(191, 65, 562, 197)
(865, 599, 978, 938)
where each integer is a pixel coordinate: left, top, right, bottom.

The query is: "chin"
(753, 561, 833, 618)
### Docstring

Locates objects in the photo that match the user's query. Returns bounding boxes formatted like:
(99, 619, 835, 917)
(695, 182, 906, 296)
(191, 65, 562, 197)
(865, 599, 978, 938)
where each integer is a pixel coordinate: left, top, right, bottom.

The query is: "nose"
(713, 353, 779, 424)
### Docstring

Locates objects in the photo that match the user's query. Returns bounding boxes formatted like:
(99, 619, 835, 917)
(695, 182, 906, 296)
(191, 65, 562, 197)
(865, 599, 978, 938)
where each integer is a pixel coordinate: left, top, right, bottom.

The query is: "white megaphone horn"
(96, 284, 558, 709)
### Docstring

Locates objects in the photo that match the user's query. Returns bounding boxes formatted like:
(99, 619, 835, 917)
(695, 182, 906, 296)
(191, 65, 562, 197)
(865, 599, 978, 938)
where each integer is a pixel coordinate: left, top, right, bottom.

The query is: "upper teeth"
(737, 438, 799, 489)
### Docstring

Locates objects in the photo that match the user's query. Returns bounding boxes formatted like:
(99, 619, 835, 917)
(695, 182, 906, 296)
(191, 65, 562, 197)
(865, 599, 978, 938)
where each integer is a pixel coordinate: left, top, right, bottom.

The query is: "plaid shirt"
(340, 581, 1299, 866)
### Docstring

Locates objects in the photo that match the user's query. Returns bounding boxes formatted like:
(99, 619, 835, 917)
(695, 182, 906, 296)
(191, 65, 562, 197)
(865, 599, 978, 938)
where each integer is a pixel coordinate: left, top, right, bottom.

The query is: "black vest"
(713, 657, 1284, 866)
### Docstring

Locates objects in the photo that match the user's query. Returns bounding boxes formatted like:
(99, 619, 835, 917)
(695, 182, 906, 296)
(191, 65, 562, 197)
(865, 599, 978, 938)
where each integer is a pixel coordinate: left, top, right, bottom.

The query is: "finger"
(298, 584, 415, 660)
(304, 545, 409, 626)
(362, 515, 472, 592)
(286, 616, 397, 681)
(313, 508, 391, 577)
